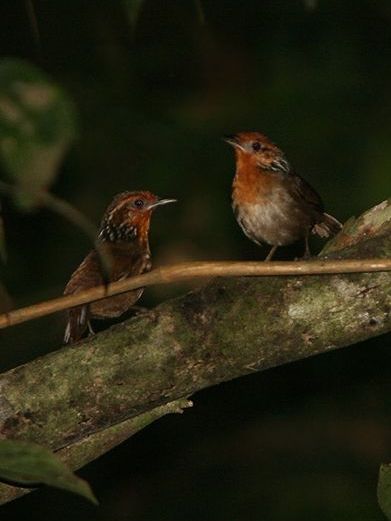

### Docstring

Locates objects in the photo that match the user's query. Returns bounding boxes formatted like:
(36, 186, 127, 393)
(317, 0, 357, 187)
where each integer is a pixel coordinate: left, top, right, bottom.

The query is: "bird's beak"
(148, 198, 177, 209)
(223, 134, 245, 152)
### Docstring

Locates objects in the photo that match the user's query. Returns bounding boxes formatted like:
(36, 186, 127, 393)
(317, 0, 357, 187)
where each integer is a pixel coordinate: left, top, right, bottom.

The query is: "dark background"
(0, 1, 390, 519)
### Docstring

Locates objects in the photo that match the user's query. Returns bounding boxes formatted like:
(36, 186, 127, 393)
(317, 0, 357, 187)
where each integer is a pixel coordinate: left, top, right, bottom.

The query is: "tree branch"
(0, 399, 192, 504)
(1, 257, 390, 330)
(0, 199, 389, 505)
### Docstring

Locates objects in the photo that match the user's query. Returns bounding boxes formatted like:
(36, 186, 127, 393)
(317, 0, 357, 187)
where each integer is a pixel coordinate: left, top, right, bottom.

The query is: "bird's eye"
(252, 141, 262, 152)
(134, 199, 144, 209)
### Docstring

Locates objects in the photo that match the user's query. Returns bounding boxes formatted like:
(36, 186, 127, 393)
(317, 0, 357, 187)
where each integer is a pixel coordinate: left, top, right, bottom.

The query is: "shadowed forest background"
(0, 1, 390, 519)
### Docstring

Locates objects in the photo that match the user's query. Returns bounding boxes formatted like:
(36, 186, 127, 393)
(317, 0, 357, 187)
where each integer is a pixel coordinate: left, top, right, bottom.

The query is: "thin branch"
(40, 191, 112, 284)
(24, 0, 43, 62)
(194, 0, 206, 24)
(0, 181, 111, 284)
(40, 192, 98, 246)
(0, 258, 390, 330)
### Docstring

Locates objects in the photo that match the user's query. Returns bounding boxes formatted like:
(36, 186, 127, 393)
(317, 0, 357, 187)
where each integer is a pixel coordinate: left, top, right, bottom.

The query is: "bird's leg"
(265, 245, 278, 261)
(303, 232, 311, 259)
(87, 320, 95, 335)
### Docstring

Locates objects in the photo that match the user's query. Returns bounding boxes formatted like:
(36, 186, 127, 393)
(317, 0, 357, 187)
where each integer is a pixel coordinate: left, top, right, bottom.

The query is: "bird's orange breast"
(232, 158, 275, 205)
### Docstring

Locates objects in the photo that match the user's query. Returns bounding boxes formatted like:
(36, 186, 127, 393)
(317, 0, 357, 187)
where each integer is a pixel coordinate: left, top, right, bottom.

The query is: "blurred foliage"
(378, 464, 391, 520)
(0, 59, 76, 209)
(122, 0, 145, 28)
(0, 0, 390, 520)
(303, 0, 318, 10)
(0, 440, 97, 504)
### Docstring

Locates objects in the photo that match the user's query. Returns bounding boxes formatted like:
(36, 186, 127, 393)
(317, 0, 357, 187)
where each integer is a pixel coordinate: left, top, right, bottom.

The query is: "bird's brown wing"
(63, 243, 151, 343)
(63, 250, 102, 344)
(289, 172, 325, 216)
(89, 247, 151, 319)
(289, 173, 342, 237)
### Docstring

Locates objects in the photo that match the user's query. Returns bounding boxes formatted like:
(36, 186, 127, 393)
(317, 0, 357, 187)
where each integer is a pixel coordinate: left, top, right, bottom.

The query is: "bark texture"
(0, 199, 389, 505)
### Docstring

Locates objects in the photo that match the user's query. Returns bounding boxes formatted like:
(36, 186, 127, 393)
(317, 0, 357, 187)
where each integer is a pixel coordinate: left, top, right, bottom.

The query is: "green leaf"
(123, 0, 144, 28)
(378, 463, 391, 519)
(0, 440, 97, 505)
(0, 58, 77, 210)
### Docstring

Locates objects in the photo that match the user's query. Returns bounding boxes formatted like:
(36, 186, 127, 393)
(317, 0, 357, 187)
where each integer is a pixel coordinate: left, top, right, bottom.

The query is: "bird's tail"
(64, 305, 89, 344)
(312, 212, 343, 239)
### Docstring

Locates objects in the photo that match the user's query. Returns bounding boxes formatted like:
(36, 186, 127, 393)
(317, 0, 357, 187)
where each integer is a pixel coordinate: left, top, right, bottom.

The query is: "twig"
(24, 0, 43, 62)
(194, 0, 206, 24)
(0, 258, 390, 330)
(40, 192, 111, 285)
(0, 182, 111, 284)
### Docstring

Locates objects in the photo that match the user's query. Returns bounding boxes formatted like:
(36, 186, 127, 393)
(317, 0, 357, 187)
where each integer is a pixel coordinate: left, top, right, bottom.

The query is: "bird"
(225, 131, 342, 260)
(63, 191, 176, 344)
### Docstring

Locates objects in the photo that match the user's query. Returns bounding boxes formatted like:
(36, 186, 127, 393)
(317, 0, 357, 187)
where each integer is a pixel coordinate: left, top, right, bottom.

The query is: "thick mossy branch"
(0, 200, 389, 505)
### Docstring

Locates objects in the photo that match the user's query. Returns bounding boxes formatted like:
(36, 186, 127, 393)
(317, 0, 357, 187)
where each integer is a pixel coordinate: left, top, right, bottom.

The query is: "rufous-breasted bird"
(225, 131, 342, 260)
(63, 191, 176, 344)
